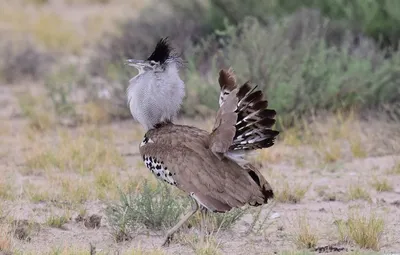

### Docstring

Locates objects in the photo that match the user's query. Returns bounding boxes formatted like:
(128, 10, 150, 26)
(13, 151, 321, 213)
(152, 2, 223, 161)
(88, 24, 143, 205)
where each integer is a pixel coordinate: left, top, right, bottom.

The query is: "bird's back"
(139, 123, 273, 212)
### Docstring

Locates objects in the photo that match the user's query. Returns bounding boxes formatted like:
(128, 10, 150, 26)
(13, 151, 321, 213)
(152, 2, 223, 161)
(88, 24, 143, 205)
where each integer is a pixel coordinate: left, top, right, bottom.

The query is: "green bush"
(183, 12, 400, 126)
(106, 181, 189, 241)
(207, 0, 400, 49)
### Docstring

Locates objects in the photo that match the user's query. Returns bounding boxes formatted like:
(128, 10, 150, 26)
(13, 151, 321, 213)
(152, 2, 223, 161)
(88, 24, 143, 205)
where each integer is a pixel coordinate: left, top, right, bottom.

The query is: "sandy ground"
(1, 82, 400, 255)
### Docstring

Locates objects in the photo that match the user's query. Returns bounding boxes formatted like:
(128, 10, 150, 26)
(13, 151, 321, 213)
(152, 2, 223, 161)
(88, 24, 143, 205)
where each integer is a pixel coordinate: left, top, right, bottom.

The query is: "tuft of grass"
(192, 235, 221, 255)
(24, 182, 54, 203)
(189, 208, 246, 233)
(46, 214, 70, 229)
(370, 177, 393, 192)
(59, 178, 91, 204)
(350, 135, 367, 158)
(275, 181, 309, 203)
(294, 215, 318, 249)
(335, 211, 384, 251)
(346, 184, 372, 202)
(106, 180, 188, 241)
(316, 140, 342, 163)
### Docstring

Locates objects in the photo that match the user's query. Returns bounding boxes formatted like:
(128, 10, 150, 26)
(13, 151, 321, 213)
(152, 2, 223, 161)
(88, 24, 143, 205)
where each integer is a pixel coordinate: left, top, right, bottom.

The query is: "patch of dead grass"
(275, 181, 309, 204)
(294, 214, 318, 249)
(335, 211, 384, 251)
(370, 177, 393, 192)
(346, 184, 372, 202)
(46, 213, 70, 229)
(17, 92, 55, 132)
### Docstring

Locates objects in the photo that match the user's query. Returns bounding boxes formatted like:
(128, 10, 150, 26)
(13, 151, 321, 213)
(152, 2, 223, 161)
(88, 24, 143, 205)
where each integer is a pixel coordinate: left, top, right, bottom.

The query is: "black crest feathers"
(147, 37, 172, 64)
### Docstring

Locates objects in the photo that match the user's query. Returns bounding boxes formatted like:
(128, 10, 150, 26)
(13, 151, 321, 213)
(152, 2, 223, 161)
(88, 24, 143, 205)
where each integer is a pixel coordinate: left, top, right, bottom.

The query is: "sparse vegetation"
(17, 92, 55, 131)
(46, 214, 70, 229)
(106, 180, 189, 241)
(315, 185, 338, 202)
(0, 41, 54, 83)
(275, 181, 309, 203)
(347, 184, 372, 202)
(370, 177, 393, 192)
(294, 215, 318, 249)
(25, 129, 125, 173)
(334, 211, 384, 251)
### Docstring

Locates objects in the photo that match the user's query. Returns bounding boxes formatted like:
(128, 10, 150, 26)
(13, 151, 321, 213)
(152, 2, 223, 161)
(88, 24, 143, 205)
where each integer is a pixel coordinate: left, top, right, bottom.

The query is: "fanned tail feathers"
(218, 69, 279, 153)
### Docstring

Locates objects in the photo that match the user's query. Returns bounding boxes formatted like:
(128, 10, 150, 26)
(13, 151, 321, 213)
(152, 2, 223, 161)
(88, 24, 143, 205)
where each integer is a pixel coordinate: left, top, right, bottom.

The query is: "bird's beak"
(126, 59, 145, 68)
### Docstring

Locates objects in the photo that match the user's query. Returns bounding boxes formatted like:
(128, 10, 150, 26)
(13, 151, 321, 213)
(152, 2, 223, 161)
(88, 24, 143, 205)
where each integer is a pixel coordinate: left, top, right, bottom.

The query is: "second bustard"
(127, 38, 279, 246)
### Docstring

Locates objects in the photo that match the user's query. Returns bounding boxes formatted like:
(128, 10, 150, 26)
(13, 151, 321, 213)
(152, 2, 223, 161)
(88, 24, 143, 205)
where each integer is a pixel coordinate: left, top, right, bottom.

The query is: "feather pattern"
(140, 124, 273, 212)
(214, 69, 279, 154)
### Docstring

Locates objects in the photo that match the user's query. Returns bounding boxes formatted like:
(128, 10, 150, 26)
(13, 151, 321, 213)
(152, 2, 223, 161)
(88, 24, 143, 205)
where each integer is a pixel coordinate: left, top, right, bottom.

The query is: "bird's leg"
(200, 207, 209, 243)
(162, 197, 199, 247)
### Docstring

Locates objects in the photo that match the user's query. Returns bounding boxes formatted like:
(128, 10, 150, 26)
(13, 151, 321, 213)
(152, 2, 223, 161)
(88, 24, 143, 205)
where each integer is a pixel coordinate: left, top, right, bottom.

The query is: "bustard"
(127, 38, 279, 246)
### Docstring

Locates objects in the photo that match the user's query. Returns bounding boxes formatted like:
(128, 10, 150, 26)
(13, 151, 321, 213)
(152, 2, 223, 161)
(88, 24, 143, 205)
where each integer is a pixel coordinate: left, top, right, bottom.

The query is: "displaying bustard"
(127, 38, 279, 246)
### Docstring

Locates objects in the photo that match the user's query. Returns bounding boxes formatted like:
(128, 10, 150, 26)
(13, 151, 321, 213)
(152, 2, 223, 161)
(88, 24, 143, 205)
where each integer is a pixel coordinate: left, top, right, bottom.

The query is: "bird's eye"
(150, 61, 156, 66)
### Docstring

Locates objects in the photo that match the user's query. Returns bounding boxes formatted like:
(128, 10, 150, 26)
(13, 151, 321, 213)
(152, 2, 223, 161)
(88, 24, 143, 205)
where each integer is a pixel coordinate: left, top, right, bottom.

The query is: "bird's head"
(126, 37, 181, 74)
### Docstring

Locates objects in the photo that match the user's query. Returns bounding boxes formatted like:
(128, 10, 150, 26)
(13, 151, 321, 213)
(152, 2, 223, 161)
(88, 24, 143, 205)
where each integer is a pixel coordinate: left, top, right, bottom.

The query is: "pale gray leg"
(162, 197, 199, 247)
(200, 207, 208, 239)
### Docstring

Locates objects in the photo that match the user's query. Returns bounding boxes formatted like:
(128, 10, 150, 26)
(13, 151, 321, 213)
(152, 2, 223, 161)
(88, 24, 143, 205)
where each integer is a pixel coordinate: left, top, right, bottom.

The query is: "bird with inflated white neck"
(126, 37, 279, 247)
(126, 38, 185, 131)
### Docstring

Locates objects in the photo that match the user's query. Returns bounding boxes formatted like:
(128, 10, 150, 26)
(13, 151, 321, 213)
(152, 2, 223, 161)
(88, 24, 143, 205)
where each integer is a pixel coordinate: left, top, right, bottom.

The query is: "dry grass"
(46, 213, 70, 229)
(370, 177, 393, 192)
(275, 181, 309, 204)
(294, 215, 318, 249)
(31, 12, 82, 54)
(25, 128, 125, 174)
(17, 92, 54, 131)
(346, 184, 372, 202)
(180, 233, 222, 255)
(335, 211, 385, 251)
(315, 185, 338, 201)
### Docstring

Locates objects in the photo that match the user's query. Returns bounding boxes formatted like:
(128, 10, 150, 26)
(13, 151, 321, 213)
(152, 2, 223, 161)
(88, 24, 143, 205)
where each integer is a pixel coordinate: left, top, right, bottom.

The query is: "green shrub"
(184, 12, 400, 125)
(207, 0, 400, 49)
(106, 181, 189, 241)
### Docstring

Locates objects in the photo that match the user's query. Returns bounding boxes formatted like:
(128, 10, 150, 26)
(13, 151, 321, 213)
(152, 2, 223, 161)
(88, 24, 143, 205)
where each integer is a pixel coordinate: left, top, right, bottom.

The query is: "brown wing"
(140, 125, 266, 212)
(211, 69, 279, 155)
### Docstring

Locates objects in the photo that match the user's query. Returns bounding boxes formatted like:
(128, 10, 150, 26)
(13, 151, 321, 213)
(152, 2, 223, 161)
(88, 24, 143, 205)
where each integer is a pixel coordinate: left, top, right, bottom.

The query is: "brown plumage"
(138, 68, 279, 245)
(141, 124, 269, 212)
